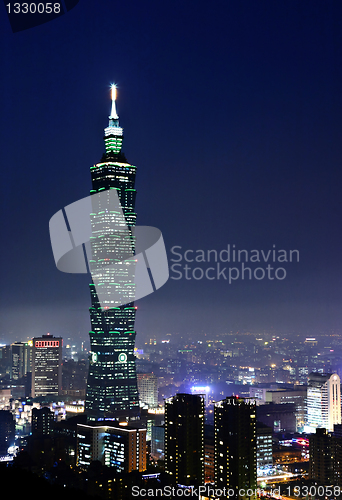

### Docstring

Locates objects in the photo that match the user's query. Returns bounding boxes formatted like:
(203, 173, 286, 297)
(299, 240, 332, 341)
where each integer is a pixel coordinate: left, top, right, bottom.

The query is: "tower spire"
(104, 83, 123, 156)
(109, 84, 119, 120)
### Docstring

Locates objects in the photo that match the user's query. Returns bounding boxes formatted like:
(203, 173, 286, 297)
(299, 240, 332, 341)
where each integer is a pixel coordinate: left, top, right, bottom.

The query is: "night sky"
(1, 0, 342, 345)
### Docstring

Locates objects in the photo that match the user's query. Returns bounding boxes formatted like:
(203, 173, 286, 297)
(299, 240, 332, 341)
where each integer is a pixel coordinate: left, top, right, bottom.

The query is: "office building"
(137, 373, 158, 408)
(257, 402, 296, 433)
(306, 372, 341, 433)
(77, 422, 146, 472)
(140, 405, 165, 442)
(309, 428, 342, 485)
(61, 359, 88, 399)
(31, 406, 55, 436)
(214, 396, 257, 500)
(165, 393, 205, 486)
(204, 424, 215, 484)
(32, 334, 62, 398)
(11, 341, 32, 380)
(191, 385, 210, 407)
(256, 422, 273, 470)
(151, 424, 164, 461)
(0, 410, 15, 456)
(0, 345, 11, 377)
(334, 423, 342, 439)
(250, 384, 307, 432)
(85, 86, 139, 421)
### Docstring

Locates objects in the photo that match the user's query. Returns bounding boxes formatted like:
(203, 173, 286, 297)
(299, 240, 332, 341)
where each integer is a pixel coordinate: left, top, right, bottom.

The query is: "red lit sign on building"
(35, 340, 60, 348)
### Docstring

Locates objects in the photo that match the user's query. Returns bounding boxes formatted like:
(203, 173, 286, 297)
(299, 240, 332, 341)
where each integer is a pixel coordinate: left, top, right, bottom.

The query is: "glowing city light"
(109, 83, 119, 119)
(111, 83, 117, 101)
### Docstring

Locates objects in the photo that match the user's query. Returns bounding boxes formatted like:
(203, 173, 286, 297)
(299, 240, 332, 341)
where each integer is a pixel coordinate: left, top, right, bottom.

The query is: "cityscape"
(2, 326, 342, 497)
(2, 1, 342, 500)
(1, 87, 342, 498)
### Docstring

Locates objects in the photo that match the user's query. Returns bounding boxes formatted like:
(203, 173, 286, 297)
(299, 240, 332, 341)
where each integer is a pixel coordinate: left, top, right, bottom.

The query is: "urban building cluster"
(1, 330, 342, 498)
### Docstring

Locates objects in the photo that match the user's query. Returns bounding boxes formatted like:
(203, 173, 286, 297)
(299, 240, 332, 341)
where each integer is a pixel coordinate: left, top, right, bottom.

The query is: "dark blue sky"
(1, 0, 342, 344)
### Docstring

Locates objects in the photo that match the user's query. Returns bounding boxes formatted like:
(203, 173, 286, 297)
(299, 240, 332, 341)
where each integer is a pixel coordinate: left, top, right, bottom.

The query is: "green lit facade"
(85, 88, 140, 421)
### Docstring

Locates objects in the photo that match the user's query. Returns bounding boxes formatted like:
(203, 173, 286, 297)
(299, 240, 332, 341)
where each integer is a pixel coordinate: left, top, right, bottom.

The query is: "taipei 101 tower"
(85, 86, 140, 422)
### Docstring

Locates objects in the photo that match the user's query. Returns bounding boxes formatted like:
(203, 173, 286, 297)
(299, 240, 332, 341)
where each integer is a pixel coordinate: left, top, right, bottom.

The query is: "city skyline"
(3, 3, 342, 496)
(1, 319, 342, 494)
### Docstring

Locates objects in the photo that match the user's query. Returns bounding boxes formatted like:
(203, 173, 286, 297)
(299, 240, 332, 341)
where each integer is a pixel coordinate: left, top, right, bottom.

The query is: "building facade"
(250, 384, 307, 432)
(11, 341, 32, 381)
(85, 86, 139, 422)
(257, 402, 296, 433)
(256, 421, 273, 470)
(214, 396, 257, 500)
(151, 424, 165, 461)
(77, 422, 146, 473)
(165, 393, 205, 486)
(306, 372, 341, 433)
(204, 424, 215, 484)
(0, 410, 15, 456)
(31, 406, 55, 436)
(309, 428, 342, 485)
(31, 334, 62, 398)
(137, 373, 158, 408)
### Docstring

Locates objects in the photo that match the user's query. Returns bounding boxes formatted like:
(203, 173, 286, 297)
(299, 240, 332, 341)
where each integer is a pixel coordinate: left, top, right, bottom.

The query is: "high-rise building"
(257, 402, 296, 433)
(0, 410, 15, 456)
(256, 421, 273, 470)
(204, 424, 215, 484)
(309, 428, 342, 485)
(0, 345, 11, 378)
(250, 384, 307, 432)
(191, 385, 210, 407)
(31, 407, 55, 436)
(85, 86, 139, 422)
(77, 422, 146, 472)
(306, 372, 341, 433)
(137, 373, 158, 408)
(165, 393, 205, 486)
(11, 341, 32, 380)
(151, 424, 164, 461)
(214, 396, 257, 500)
(31, 334, 62, 398)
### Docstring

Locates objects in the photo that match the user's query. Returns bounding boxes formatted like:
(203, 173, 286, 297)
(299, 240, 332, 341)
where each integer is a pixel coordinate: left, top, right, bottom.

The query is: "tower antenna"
(109, 84, 119, 120)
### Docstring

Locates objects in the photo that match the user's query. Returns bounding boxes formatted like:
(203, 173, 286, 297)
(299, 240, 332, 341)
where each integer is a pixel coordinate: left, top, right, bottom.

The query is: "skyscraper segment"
(85, 86, 140, 422)
(164, 393, 205, 486)
(215, 396, 257, 499)
(306, 372, 341, 433)
(32, 334, 62, 399)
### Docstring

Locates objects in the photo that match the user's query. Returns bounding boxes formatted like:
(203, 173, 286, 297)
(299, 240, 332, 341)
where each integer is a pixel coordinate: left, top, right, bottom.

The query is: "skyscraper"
(31, 407, 55, 436)
(256, 421, 273, 470)
(309, 428, 342, 486)
(164, 393, 205, 486)
(0, 410, 15, 456)
(137, 373, 158, 408)
(214, 396, 257, 500)
(85, 87, 140, 422)
(306, 372, 341, 433)
(11, 341, 32, 381)
(31, 334, 62, 398)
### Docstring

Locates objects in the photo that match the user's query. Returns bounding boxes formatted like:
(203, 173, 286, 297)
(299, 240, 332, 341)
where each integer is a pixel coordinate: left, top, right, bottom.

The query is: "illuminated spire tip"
(109, 84, 119, 120)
